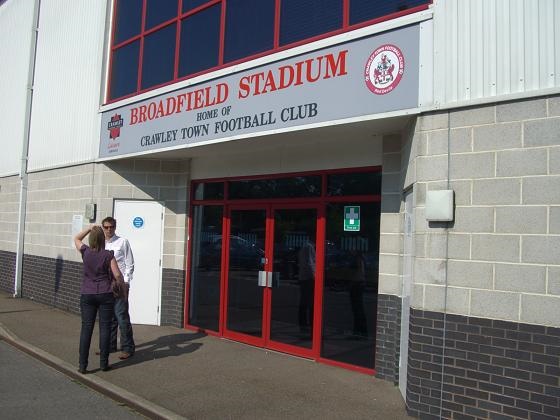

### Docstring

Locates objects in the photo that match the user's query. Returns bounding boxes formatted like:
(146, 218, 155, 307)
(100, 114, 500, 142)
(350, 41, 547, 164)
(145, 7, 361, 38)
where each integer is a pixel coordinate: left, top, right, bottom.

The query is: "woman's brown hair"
(88, 226, 106, 251)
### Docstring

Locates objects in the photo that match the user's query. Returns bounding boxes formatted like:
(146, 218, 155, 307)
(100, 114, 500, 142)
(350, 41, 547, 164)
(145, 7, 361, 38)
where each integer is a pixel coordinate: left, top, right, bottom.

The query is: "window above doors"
(192, 167, 382, 202)
(107, 0, 431, 102)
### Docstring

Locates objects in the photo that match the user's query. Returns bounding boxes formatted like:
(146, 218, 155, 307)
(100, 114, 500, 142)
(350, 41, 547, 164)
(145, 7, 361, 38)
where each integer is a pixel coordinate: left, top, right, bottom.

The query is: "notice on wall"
(100, 24, 420, 158)
(71, 215, 83, 248)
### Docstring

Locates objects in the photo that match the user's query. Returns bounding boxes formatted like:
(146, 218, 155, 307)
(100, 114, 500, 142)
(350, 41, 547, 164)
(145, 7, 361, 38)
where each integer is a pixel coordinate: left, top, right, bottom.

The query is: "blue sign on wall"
(132, 217, 144, 228)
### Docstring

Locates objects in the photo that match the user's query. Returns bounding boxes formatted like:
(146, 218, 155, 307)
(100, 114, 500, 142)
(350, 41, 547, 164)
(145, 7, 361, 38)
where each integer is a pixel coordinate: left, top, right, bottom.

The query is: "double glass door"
(224, 205, 319, 357)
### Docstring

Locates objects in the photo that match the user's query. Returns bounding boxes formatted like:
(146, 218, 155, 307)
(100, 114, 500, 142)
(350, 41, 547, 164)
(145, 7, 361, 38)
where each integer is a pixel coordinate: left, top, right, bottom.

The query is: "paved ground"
(0, 341, 143, 419)
(0, 291, 411, 419)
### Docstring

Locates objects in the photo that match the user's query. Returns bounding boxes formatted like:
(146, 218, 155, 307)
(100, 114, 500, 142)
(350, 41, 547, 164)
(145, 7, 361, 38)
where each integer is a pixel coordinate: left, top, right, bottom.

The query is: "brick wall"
(375, 293, 402, 383)
(17, 253, 187, 327)
(22, 254, 82, 313)
(406, 309, 560, 420)
(161, 268, 185, 327)
(0, 250, 16, 293)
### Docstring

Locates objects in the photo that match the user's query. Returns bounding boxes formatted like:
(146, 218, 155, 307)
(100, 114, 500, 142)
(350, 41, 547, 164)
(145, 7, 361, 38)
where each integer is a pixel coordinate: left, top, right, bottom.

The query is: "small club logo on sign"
(107, 114, 124, 140)
(344, 206, 360, 231)
(364, 44, 405, 95)
(132, 217, 144, 228)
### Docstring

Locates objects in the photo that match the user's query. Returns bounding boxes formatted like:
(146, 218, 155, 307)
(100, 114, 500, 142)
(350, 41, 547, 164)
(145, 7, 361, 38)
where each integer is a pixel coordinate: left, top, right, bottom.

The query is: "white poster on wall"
(71, 215, 83, 247)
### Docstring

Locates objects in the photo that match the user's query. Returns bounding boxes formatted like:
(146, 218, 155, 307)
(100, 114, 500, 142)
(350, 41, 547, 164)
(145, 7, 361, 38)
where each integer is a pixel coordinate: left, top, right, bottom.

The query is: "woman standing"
(74, 225, 124, 373)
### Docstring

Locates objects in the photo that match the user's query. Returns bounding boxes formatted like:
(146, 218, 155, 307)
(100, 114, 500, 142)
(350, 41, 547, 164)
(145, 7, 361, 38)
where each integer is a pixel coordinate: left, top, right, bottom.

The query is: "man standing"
(102, 216, 135, 360)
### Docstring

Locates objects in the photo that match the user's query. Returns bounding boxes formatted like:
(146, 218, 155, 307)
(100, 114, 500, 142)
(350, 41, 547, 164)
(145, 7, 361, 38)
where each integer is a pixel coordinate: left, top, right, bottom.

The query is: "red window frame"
(107, 0, 431, 103)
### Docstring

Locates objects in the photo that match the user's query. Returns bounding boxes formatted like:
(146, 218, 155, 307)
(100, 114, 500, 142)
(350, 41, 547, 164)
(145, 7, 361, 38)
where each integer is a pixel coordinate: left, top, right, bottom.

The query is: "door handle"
(258, 271, 267, 287)
(259, 271, 279, 288)
(268, 272, 280, 288)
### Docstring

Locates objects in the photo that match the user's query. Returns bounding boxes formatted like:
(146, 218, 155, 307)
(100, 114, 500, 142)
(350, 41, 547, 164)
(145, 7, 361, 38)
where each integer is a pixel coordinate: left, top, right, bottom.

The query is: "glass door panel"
(321, 202, 380, 369)
(188, 205, 223, 331)
(269, 208, 317, 351)
(226, 209, 266, 337)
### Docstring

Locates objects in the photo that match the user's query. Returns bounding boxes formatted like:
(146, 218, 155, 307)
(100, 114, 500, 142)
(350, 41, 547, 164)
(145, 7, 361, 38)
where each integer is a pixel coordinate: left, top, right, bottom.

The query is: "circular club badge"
(364, 44, 405, 95)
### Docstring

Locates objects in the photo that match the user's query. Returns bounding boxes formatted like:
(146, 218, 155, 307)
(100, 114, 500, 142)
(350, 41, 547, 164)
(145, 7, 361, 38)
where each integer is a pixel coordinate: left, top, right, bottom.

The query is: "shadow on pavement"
(0, 309, 38, 315)
(111, 332, 206, 370)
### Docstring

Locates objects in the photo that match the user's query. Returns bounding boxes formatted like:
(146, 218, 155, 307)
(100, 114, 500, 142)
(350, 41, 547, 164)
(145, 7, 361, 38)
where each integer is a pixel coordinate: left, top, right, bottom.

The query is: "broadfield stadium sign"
(100, 24, 419, 158)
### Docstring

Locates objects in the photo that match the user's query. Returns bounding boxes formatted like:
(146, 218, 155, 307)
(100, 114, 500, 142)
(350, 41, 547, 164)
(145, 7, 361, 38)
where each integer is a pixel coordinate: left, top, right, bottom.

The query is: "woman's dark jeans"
(79, 292, 115, 370)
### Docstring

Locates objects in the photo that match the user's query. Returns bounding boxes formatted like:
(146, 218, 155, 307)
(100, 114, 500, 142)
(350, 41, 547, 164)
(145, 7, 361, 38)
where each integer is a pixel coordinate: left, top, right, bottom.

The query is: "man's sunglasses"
(103, 225, 115, 230)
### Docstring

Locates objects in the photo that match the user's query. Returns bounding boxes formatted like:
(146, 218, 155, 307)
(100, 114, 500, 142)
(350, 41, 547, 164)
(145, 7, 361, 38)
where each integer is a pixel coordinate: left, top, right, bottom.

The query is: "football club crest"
(107, 114, 124, 140)
(364, 44, 405, 95)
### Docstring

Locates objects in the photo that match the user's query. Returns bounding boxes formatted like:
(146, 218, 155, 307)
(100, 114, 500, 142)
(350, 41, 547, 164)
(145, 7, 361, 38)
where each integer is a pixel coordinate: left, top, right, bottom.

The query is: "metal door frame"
(222, 203, 324, 359)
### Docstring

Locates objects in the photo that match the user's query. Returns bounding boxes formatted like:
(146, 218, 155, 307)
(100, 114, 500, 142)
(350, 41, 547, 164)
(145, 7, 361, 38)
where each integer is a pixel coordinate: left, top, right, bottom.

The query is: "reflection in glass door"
(269, 208, 317, 352)
(225, 206, 319, 356)
(226, 209, 266, 339)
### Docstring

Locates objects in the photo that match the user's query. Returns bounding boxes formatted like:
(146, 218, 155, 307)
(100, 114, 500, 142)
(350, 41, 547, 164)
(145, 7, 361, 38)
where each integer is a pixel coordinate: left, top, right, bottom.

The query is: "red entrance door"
(223, 204, 322, 358)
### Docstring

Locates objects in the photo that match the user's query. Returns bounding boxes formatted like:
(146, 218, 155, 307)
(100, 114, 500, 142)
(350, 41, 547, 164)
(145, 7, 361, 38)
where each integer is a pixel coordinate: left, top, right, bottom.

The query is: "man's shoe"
(78, 367, 88, 374)
(118, 352, 132, 360)
(95, 348, 117, 355)
(101, 365, 112, 372)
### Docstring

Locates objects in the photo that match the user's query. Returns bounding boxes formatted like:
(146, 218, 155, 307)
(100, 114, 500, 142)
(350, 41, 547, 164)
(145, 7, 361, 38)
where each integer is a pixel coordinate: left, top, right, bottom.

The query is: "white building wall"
(190, 129, 384, 180)
(27, 0, 108, 172)
(431, 0, 560, 107)
(0, 0, 35, 177)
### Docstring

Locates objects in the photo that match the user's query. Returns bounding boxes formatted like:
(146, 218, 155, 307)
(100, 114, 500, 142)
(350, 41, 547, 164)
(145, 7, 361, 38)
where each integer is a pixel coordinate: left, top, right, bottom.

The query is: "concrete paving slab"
(0, 292, 410, 419)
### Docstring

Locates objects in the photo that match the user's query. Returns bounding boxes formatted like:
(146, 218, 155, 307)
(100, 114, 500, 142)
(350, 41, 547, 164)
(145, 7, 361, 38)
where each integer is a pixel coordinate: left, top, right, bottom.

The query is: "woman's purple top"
(79, 244, 114, 295)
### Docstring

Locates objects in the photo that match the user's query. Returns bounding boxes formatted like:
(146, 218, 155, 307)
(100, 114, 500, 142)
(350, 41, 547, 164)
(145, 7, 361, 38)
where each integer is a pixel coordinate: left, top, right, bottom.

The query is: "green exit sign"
(344, 206, 360, 231)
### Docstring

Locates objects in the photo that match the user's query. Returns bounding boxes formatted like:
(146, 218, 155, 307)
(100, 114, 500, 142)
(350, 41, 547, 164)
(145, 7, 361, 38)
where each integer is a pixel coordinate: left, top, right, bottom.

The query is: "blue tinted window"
(194, 182, 224, 200)
(224, 0, 274, 63)
(228, 176, 321, 199)
(145, 0, 178, 30)
(179, 4, 221, 76)
(141, 24, 177, 89)
(350, 0, 429, 25)
(183, 0, 212, 13)
(110, 41, 140, 99)
(114, 0, 143, 44)
(280, 0, 342, 46)
(327, 171, 381, 196)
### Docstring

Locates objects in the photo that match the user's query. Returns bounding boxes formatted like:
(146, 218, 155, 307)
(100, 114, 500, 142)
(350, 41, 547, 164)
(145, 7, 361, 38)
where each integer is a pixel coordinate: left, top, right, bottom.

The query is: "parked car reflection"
(199, 235, 264, 271)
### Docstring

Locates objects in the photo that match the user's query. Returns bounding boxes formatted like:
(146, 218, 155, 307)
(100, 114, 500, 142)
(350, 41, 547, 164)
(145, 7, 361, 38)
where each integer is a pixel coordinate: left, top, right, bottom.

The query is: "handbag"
(111, 278, 127, 299)
(108, 261, 127, 299)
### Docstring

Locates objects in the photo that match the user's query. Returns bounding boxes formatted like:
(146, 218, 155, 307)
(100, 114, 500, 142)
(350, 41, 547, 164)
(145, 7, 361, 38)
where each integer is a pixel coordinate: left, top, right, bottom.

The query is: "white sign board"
(100, 24, 420, 158)
(71, 215, 83, 247)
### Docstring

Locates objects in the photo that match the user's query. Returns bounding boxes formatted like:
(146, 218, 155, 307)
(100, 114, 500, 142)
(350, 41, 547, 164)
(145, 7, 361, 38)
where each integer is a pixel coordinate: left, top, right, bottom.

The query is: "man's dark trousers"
(110, 285, 135, 354)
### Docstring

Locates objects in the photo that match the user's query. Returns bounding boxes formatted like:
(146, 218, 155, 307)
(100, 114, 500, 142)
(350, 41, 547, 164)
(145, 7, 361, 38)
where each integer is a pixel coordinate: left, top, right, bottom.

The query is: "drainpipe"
(14, 0, 41, 298)
(437, 110, 452, 418)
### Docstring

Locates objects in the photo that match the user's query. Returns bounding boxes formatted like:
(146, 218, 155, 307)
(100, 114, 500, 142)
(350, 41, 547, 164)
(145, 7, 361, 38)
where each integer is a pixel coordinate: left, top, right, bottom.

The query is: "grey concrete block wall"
(378, 134, 405, 296)
(409, 95, 560, 326)
(7, 158, 190, 324)
(20, 159, 190, 271)
(0, 176, 22, 254)
(101, 158, 190, 271)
